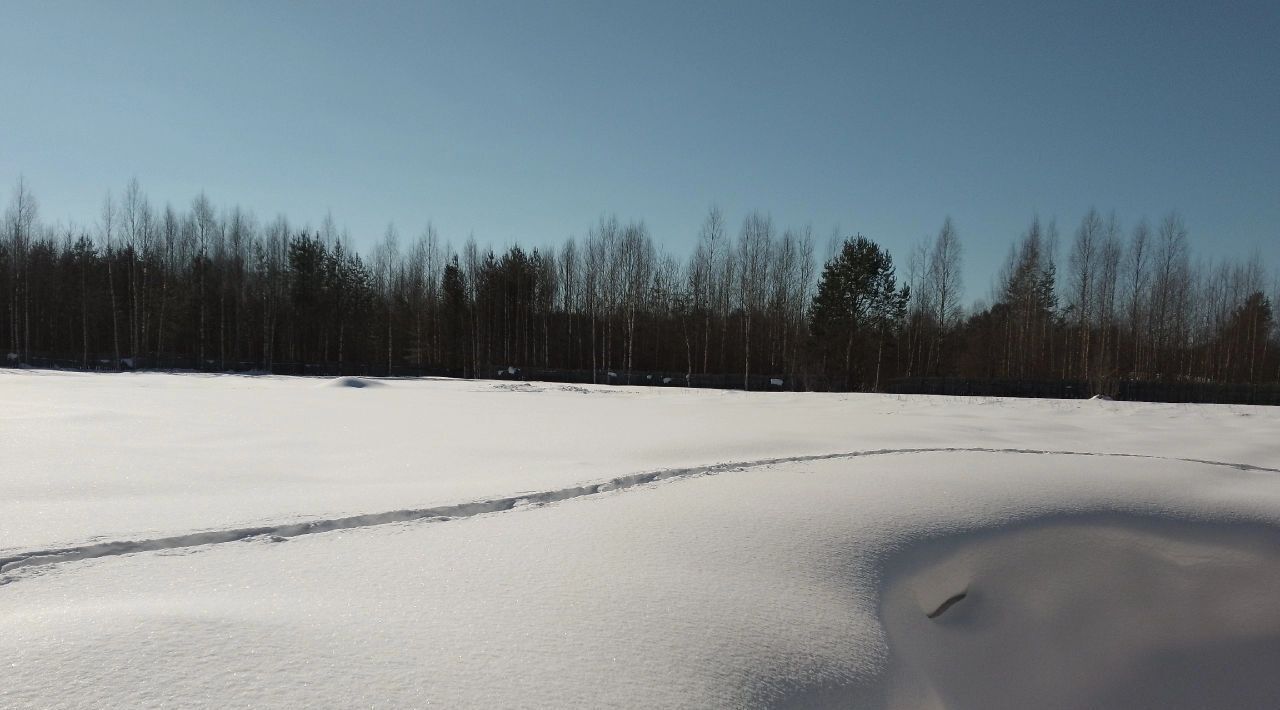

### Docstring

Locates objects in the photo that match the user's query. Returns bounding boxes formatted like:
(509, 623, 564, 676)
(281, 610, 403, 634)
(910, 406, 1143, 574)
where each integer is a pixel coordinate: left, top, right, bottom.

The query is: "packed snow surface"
(2, 371, 1280, 708)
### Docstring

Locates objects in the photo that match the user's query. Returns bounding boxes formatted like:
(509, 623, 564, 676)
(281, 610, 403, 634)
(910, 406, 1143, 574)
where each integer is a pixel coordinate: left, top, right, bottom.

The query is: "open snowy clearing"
(3, 371, 1280, 708)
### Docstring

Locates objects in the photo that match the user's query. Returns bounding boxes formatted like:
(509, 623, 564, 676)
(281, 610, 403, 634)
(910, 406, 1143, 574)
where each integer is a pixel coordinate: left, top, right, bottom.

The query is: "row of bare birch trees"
(3, 178, 1277, 389)
(942, 210, 1277, 387)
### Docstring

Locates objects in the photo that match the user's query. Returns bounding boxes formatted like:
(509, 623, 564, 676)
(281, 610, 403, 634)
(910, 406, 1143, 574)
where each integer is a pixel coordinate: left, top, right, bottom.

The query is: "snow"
(881, 515, 1280, 708)
(2, 370, 1280, 708)
(323, 375, 385, 389)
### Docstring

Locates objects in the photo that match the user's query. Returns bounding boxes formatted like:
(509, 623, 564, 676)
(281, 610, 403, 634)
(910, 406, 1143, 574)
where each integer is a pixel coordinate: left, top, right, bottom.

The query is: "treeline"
(3, 177, 1278, 391)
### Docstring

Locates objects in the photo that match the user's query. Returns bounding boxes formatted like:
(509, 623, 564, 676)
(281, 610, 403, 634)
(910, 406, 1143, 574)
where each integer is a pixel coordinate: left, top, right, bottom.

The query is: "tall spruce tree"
(809, 235, 908, 390)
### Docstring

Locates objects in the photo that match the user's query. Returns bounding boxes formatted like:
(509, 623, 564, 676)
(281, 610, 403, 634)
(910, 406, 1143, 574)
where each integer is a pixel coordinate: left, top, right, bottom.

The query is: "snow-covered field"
(3, 371, 1280, 708)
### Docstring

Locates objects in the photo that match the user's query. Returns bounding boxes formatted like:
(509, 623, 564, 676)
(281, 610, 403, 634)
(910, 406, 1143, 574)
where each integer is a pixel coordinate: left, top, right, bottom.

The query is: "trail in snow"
(2, 447, 1275, 580)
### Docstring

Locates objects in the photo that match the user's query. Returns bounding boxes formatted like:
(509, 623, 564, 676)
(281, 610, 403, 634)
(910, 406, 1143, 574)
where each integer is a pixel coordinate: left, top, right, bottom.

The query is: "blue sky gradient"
(3, 1, 1277, 301)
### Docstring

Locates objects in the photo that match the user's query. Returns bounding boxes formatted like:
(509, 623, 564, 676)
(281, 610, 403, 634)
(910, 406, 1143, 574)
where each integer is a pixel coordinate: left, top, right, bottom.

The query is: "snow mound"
(1090, 394, 1114, 401)
(880, 517, 1280, 708)
(6, 452, 1280, 709)
(323, 376, 383, 389)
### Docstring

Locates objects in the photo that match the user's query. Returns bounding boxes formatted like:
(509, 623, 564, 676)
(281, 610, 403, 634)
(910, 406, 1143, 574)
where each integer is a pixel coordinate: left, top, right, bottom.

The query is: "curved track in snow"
(2, 447, 1276, 579)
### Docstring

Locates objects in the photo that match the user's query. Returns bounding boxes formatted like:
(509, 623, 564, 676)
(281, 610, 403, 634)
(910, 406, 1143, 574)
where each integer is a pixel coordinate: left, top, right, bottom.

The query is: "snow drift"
(2, 371, 1280, 708)
(321, 375, 385, 389)
(880, 517, 1280, 709)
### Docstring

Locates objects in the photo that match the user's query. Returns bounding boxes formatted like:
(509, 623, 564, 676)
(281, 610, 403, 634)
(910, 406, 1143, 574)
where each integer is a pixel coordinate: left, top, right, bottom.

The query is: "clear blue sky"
(3, 0, 1278, 301)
